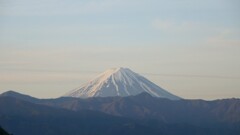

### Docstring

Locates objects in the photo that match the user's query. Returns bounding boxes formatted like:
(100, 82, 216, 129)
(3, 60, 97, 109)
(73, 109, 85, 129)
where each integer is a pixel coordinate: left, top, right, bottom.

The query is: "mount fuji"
(63, 67, 181, 100)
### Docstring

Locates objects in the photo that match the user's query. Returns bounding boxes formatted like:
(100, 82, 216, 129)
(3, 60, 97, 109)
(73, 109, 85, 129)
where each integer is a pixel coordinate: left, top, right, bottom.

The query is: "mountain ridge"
(1, 90, 240, 123)
(0, 91, 240, 135)
(0, 92, 240, 135)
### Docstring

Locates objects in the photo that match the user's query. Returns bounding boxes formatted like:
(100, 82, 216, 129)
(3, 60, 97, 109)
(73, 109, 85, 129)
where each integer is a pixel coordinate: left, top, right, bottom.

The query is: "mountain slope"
(2, 91, 240, 124)
(0, 96, 163, 135)
(42, 93, 240, 126)
(1, 91, 240, 135)
(0, 90, 39, 103)
(64, 67, 181, 100)
(2, 91, 240, 125)
(1, 96, 239, 135)
(0, 126, 10, 135)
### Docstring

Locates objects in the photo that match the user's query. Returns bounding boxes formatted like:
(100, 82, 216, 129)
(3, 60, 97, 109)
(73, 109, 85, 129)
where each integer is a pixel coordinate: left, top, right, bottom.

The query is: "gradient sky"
(0, 0, 240, 100)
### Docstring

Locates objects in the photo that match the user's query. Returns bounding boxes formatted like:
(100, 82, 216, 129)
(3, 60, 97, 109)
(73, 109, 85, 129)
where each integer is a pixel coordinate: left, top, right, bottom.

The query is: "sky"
(0, 0, 240, 100)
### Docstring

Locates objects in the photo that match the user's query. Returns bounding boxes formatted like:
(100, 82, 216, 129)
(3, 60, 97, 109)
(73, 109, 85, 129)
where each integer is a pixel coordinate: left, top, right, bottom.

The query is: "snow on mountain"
(63, 67, 181, 100)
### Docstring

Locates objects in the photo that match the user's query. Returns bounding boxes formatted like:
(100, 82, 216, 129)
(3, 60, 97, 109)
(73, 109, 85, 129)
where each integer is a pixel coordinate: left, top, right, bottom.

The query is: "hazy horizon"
(1, 0, 240, 100)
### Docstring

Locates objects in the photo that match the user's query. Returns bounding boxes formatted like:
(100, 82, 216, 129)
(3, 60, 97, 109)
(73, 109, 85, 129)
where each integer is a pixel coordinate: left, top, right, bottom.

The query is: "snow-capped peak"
(63, 67, 181, 100)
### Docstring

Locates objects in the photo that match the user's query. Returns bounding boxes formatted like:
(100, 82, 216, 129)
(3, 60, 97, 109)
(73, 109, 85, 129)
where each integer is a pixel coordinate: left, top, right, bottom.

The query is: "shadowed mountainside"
(0, 96, 163, 135)
(0, 126, 10, 135)
(0, 91, 240, 135)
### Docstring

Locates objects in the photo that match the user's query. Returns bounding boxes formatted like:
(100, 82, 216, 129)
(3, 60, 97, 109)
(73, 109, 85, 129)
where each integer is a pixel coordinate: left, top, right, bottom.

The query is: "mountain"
(1, 95, 239, 135)
(0, 126, 10, 135)
(1, 91, 240, 135)
(63, 67, 181, 100)
(0, 96, 162, 135)
(2, 91, 240, 125)
(40, 93, 240, 125)
(0, 90, 39, 103)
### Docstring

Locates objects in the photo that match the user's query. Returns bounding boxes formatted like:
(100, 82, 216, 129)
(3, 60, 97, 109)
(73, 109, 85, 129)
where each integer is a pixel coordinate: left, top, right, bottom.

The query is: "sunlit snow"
(63, 67, 181, 100)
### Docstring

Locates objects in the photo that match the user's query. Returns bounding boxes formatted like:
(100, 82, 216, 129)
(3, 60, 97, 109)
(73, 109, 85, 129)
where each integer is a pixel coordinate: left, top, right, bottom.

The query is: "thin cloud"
(151, 19, 198, 32)
(0, 0, 124, 16)
(142, 73, 240, 80)
(206, 29, 240, 47)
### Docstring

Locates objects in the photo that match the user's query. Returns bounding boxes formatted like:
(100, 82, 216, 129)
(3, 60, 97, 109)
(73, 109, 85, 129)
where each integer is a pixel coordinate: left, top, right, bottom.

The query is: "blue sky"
(0, 0, 240, 99)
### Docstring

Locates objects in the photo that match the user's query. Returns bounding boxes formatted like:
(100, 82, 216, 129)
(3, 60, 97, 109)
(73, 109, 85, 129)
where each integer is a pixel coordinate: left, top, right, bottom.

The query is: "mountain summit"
(63, 67, 181, 100)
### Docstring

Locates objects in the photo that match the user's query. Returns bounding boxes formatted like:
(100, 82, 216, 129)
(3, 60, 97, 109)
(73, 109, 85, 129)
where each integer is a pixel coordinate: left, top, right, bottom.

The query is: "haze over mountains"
(64, 67, 181, 100)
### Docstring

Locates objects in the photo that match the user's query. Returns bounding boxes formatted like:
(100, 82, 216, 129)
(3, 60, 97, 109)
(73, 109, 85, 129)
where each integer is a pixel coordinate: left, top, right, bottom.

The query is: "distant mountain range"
(0, 91, 240, 135)
(63, 67, 181, 100)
